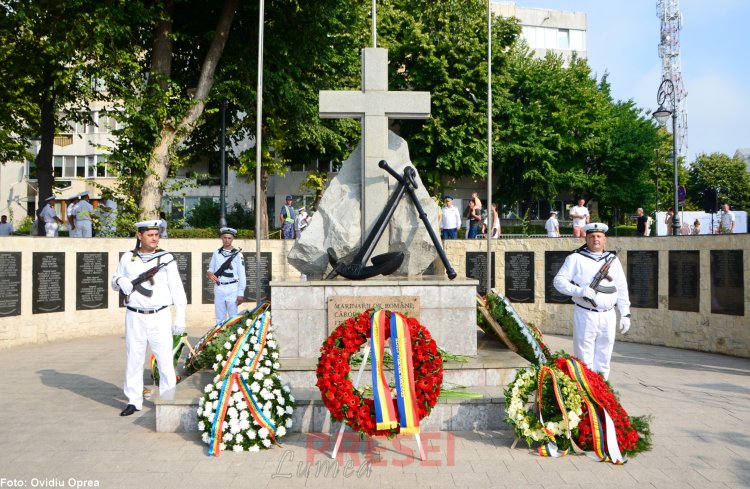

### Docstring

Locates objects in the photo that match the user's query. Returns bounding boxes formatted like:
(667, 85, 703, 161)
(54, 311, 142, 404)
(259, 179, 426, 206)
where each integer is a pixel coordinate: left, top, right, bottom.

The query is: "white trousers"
(573, 306, 616, 380)
(213, 283, 240, 323)
(45, 222, 58, 237)
(77, 220, 92, 237)
(124, 308, 176, 409)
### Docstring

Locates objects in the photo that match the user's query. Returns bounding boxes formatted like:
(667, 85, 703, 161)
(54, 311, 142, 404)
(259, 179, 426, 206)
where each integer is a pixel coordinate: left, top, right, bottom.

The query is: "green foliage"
(686, 152, 750, 210)
(184, 200, 255, 231)
(478, 293, 540, 364)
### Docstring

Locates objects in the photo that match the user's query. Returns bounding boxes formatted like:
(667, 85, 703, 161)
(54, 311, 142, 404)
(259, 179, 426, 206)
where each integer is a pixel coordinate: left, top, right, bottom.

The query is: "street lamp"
(652, 79, 680, 236)
(219, 99, 228, 228)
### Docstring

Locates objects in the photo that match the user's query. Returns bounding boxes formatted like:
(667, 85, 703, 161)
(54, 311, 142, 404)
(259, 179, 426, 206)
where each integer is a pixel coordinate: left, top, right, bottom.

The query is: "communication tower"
(657, 0, 688, 157)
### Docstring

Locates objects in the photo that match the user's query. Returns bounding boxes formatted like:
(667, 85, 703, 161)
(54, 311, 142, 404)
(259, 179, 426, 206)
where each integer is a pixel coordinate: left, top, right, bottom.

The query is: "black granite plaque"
(244, 252, 272, 300)
(202, 252, 214, 304)
(0, 252, 22, 317)
(33, 252, 65, 314)
(627, 250, 659, 309)
(172, 252, 192, 304)
(545, 251, 573, 304)
(668, 250, 700, 312)
(76, 252, 108, 310)
(505, 252, 534, 303)
(710, 250, 744, 316)
(465, 252, 495, 295)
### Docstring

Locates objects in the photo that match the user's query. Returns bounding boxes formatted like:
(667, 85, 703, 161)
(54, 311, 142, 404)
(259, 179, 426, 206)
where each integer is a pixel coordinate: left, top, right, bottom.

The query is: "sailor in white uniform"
(206, 227, 246, 323)
(111, 220, 187, 416)
(39, 196, 63, 237)
(74, 191, 94, 238)
(553, 223, 631, 380)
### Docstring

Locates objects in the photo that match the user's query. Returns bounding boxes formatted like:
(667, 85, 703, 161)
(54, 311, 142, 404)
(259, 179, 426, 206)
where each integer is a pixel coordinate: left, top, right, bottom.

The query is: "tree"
(686, 152, 750, 211)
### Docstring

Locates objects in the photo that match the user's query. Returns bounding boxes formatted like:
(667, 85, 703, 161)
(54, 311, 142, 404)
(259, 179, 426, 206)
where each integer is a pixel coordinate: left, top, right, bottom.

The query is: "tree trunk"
(34, 77, 56, 235)
(137, 0, 238, 220)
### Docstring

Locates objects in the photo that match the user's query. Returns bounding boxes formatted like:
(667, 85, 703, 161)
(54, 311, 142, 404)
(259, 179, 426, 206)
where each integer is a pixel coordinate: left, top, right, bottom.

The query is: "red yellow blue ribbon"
(390, 312, 420, 434)
(371, 310, 398, 430)
(536, 366, 570, 458)
(219, 311, 270, 380)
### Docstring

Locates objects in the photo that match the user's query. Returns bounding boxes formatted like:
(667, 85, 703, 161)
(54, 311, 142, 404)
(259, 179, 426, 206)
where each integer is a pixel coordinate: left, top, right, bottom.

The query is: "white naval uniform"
(67, 202, 79, 237)
(112, 249, 187, 410)
(553, 247, 630, 380)
(208, 247, 246, 323)
(39, 204, 59, 237)
(75, 200, 94, 237)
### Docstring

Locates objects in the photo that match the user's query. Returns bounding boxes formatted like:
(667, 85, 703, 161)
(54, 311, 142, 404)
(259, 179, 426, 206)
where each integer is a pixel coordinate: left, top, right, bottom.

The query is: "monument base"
(155, 336, 530, 433)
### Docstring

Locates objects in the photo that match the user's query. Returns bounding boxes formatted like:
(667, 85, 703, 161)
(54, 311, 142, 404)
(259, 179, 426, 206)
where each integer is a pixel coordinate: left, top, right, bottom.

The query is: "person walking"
(159, 211, 169, 238)
(206, 227, 246, 323)
(545, 210, 560, 237)
(440, 196, 462, 239)
(280, 195, 297, 239)
(489, 202, 501, 238)
(466, 200, 482, 239)
(570, 198, 590, 237)
(635, 208, 648, 237)
(111, 220, 187, 416)
(553, 223, 631, 380)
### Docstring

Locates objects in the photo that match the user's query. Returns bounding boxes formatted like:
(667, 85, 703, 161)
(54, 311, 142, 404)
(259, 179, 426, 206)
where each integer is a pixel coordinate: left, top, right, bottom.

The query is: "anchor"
(326, 160, 457, 281)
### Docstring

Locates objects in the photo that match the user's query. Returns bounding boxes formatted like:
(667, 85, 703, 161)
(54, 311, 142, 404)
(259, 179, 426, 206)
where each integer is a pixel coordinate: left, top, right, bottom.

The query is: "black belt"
(576, 304, 613, 313)
(218, 280, 238, 285)
(126, 305, 168, 315)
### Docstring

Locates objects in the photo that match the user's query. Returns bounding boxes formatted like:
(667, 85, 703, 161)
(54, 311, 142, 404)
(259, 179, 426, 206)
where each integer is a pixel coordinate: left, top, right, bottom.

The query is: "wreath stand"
(329, 345, 426, 461)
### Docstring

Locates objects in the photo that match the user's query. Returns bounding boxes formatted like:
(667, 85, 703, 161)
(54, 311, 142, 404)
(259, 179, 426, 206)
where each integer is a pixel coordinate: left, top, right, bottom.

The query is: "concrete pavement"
(0, 332, 748, 489)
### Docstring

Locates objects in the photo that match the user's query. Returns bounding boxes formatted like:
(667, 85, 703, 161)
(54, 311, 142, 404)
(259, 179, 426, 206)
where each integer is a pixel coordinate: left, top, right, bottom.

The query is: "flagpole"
(486, 0, 493, 296)
(255, 0, 265, 303)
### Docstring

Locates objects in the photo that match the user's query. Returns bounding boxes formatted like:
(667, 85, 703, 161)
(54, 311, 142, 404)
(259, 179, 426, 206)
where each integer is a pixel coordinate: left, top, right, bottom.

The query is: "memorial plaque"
(0, 252, 21, 317)
(327, 296, 420, 332)
(627, 250, 658, 309)
(244, 252, 272, 300)
(668, 250, 700, 312)
(710, 250, 744, 316)
(76, 252, 108, 310)
(202, 252, 214, 304)
(466, 252, 495, 295)
(545, 251, 573, 304)
(505, 252, 534, 303)
(172, 252, 192, 304)
(33, 252, 65, 314)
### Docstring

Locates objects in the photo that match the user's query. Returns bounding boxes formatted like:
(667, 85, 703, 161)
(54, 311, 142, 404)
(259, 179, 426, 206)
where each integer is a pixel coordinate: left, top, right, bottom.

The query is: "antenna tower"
(657, 0, 688, 157)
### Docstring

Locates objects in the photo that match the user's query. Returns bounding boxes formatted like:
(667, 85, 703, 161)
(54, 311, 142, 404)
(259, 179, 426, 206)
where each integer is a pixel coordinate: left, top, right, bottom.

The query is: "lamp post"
(652, 79, 680, 236)
(219, 99, 228, 228)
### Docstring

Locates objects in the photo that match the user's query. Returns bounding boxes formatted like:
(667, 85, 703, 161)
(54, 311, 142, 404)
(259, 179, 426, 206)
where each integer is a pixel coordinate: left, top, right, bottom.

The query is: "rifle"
(212, 248, 242, 279)
(129, 259, 175, 297)
(582, 254, 616, 308)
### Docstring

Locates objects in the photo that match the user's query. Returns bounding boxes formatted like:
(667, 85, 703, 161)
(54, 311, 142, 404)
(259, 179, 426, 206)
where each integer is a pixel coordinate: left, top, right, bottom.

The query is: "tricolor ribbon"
(536, 366, 570, 458)
(370, 310, 420, 433)
(150, 333, 189, 383)
(207, 371, 280, 457)
(564, 358, 627, 464)
(218, 311, 270, 380)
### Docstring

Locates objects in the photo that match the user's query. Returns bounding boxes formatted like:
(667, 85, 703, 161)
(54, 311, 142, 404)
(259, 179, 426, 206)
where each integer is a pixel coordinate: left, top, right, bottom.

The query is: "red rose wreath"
(316, 309, 443, 437)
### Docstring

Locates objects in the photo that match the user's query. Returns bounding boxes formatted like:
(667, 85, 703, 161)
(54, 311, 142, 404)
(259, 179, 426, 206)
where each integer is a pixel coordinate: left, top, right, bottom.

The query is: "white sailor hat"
(78, 191, 89, 198)
(135, 220, 161, 231)
(45, 195, 56, 202)
(583, 222, 609, 234)
(550, 210, 558, 214)
(219, 227, 237, 236)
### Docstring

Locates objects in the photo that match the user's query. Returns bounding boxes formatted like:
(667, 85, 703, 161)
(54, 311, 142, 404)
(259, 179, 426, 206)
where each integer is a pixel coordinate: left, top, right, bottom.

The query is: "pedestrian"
(634, 207, 648, 237)
(280, 195, 297, 239)
(664, 208, 675, 235)
(39, 196, 63, 237)
(545, 210, 560, 237)
(206, 227, 246, 323)
(466, 200, 482, 239)
(159, 211, 169, 238)
(439, 196, 462, 239)
(0, 215, 12, 236)
(295, 208, 311, 236)
(719, 203, 735, 234)
(75, 192, 94, 238)
(570, 198, 590, 237)
(692, 219, 701, 235)
(111, 220, 187, 416)
(552, 223, 631, 380)
(66, 194, 79, 237)
(490, 202, 501, 238)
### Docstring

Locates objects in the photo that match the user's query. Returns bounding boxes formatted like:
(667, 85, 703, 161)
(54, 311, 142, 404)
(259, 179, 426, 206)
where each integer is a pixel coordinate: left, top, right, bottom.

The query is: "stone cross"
(319, 47, 430, 258)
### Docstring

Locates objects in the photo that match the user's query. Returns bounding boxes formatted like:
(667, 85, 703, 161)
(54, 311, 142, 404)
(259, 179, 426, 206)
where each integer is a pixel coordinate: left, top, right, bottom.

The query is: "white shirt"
(112, 249, 187, 310)
(39, 204, 58, 224)
(553, 248, 630, 315)
(570, 205, 589, 228)
(0, 222, 12, 236)
(440, 205, 462, 230)
(208, 248, 247, 290)
(545, 217, 559, 237)
(720, 210, 735, 233)
(159, 219, 168, 238)
(75, 200, 94, 221)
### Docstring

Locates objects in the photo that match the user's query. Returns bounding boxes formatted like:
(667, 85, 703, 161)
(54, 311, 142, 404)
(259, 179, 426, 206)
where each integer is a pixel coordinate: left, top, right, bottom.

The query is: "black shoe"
(120, 404, 140, 416)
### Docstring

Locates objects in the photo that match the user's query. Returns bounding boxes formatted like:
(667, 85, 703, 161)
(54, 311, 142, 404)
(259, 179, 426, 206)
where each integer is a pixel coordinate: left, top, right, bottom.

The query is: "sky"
(506, 0, 750, 165)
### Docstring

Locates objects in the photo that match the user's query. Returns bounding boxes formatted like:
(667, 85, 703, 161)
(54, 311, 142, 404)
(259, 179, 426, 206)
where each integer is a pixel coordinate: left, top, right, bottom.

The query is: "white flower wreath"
(504, 365, 583, 449)
(196, 311, 293, 453)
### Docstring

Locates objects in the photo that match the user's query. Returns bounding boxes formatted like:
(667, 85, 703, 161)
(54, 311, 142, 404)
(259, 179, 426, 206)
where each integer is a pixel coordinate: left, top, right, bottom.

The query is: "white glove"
(581, 287, 597, 302)
(172, 321, 186, 335)
(117, 277, 133, 295)
(619, 316, 631, 334)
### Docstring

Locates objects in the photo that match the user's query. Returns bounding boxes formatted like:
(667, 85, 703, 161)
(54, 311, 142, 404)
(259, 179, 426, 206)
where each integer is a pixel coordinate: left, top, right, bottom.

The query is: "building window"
(557, 29, 570, 49)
